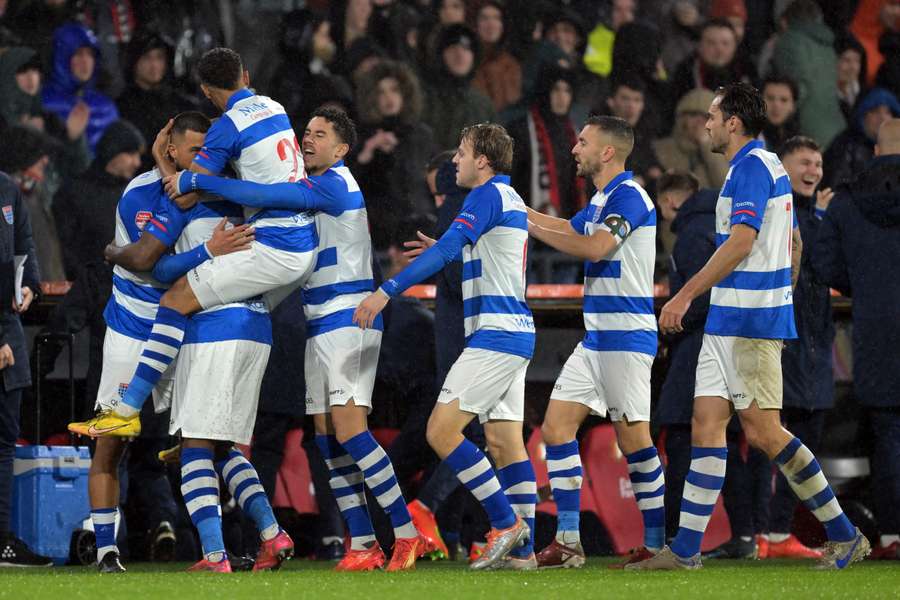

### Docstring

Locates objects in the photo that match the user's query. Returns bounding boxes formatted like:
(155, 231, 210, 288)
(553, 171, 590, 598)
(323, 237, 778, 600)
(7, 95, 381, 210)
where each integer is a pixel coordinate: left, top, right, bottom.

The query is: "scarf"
(526, 106, 586, 217)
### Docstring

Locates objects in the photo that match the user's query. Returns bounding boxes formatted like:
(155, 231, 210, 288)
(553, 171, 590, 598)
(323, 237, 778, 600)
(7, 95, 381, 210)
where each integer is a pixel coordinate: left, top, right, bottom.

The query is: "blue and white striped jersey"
(103, 169, 170, 340)
(570, 171, 657, 356)
(192, 88, 316, 254)
(452, 174, 534, 359)
(146, 199, 272, 345)
(706, 140, 798, 340)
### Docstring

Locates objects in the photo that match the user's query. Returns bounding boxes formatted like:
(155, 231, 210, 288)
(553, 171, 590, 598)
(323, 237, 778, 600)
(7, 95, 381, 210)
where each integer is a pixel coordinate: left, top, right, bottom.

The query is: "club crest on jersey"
(2, 205, 12, 224)
(135, 211, 152, 230)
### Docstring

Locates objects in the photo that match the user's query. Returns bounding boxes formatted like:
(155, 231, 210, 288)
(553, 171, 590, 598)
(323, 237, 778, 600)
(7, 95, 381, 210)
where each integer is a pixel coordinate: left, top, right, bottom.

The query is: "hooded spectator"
(835, 31, 868, 121)
(772, 0, 846, 148)
(507, 66, 585, 218)
(471, 0, 522, 113)
(330, 0, 374, 63)
(522, 8, 585, 99)
(52, 120, 144, 280)
(659, 0, 703, 76)
(116, 30, 199, 170)
(609, 21, 669, 137)
(652, 88, 730, 190)
(0, 47, 43, 128)
(421, 24, 495, 151)
(352, 60, 436, 248)
(823, 87, 900, 188)
(41, 23, 119, 153)
(760, 74, 801, 152)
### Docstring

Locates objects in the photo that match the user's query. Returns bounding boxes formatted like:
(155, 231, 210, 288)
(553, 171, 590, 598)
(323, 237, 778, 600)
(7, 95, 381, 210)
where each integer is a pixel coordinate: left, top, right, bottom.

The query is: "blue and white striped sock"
(497, 460, 537, 558)
(546, 440, 582, 544)
(773, 437, 856, 542)
(315, 435, 376, 551)
(181, 447, 225, 562)
(118, 307, 187, 417)
(626, 446, 666, 551)
(445, 439, 516, 530)
(670, 446, 727, 559)
(91, 507, 117, 562)
(215, 448, 279, 541)
(342, 431, 417, 540)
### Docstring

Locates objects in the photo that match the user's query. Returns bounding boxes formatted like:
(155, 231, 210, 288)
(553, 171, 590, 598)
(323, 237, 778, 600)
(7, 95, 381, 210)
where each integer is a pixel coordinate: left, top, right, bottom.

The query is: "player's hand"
(152, 119, 175, 174)
(13, 286, 33, 313)
(353, 290, 389, 330)
(163, 171, 194, 199)
(815, 187, 834, 212)
(659, 293, 691, 334)
(0, 344, 14, 369)
(402, 230, 436, 259)
(206, 217, 254, 256)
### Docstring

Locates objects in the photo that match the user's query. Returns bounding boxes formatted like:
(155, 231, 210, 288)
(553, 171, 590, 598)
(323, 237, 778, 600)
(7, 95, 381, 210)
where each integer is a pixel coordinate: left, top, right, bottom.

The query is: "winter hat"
(94, 119, 145, 167)
(709, 0, 747, 22)
(436, 24, 480, 56)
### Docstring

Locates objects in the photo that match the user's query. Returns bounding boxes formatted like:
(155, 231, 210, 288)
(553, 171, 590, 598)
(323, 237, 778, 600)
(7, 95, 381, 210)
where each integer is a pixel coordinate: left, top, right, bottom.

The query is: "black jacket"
(655, 189, 717, 426)
(782, 192, 835, 410)
(0, 172, 40, 392)
(812, 154, 900, 407)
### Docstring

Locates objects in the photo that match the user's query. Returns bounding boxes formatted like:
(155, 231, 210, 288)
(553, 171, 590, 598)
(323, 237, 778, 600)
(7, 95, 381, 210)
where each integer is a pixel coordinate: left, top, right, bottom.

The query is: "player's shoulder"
(615, 179, 655, 213)
(122, 168, 162, 198)
(740, 148, 783, 181)
(325, 162, 361, 194)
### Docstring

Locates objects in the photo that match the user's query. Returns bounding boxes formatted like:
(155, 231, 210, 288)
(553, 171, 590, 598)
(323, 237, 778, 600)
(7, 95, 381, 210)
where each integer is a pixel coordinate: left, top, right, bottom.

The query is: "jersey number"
(277, 136, 302, 182)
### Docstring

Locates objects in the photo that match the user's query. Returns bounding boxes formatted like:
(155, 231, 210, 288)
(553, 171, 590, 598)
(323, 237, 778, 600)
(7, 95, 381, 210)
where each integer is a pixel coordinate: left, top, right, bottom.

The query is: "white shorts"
(169, 339, 271, 445)
(437, 348, 530, 423)
(694, 334, 783, 410)
(550, 343, 652, 422)
(187, 241, 315, 311)
(305, 327, 381, 415)
(96, 328, 174, 414)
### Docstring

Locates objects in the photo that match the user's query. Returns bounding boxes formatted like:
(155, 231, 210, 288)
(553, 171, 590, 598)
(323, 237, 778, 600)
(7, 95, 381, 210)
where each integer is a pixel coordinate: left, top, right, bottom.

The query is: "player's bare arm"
(526, 206, 576, 234)
(105, 233, 167, 272)
(790, 226, 803, 289)
(659, 223, 756, 334)
(530, 222, 618, 263)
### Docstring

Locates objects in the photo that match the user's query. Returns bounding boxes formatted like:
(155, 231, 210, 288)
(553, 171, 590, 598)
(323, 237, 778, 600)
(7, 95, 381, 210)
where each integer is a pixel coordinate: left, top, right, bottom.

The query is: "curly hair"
(355, 60, 424, 125)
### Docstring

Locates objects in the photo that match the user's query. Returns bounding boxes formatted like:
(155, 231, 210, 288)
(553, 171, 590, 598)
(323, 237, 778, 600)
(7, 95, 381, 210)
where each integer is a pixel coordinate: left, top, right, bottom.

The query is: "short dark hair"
(657, 171, 700, 196)
(762, 74, 799, 103)
(311, 107, 358, 150)
(714, 82, 767, 137)
(780, 0, 823, 26)
(197, 47, 243, 90)
(611, 75, 646, 97)
(778, 135, 820, 159)
(584, 114, 634, 158)
(171, 111, 211, 137)
(459, 123, 514, 174)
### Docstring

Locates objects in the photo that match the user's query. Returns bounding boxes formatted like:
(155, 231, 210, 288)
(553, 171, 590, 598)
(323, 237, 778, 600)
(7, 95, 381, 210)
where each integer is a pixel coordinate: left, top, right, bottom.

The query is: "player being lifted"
(526, 116, 663, 569)
(70, 48, 317, 438)
(354, 124, 537, 570)
(162, 108, 426, 571)
(76, 112, 256, 573)
(629, 83, 868, 570)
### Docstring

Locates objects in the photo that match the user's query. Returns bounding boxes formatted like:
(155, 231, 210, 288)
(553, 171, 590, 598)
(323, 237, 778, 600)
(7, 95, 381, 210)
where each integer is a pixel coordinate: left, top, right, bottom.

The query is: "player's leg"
(541, 399, 590, 547)
(89, 437, 127, 573)
(181, 438, 230, 572)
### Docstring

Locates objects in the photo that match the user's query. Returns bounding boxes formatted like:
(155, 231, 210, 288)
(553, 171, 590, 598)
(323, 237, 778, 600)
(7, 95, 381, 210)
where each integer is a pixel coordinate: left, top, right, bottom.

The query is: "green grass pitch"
(3, 558, 899, 600)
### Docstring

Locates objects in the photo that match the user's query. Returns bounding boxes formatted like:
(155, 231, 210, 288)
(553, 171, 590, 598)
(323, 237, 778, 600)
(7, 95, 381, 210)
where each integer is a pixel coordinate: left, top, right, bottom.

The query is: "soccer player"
(163, 108, 426, 571)
(526, 116, 663, 569)
(354, 123, 536, 571)
(629, 82, 869, 571)
(74, 111, 253, 573)
(69, 47, 317, 438)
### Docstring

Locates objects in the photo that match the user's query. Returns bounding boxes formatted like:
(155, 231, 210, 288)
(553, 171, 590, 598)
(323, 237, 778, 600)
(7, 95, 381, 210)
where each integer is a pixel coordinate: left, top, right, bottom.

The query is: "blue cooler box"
(11, 445, 91, 565)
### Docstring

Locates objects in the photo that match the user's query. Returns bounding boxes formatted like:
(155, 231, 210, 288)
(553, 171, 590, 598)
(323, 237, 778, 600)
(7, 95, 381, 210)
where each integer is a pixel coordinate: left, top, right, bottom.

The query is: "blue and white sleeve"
(192, 117, 238, 175)
(598, 187, 653, 244)
(729, 157, 771, 231)
(151, 244, 211, 283)
(180, 172, 330, 210)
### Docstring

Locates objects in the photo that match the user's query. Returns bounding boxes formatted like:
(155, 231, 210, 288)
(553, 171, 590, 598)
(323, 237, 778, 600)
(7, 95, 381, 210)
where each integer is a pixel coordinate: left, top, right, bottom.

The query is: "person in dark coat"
(652, 174, 718, 541)
(813, 118, 900, 559)
(0, 171, 49, 566)
(823, 87, 900, 189)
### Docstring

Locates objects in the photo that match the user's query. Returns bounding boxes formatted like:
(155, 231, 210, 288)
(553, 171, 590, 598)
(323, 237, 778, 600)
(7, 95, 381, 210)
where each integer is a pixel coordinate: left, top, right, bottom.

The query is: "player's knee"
(541, 419, 572, 446)
(425, 417, 454, 456)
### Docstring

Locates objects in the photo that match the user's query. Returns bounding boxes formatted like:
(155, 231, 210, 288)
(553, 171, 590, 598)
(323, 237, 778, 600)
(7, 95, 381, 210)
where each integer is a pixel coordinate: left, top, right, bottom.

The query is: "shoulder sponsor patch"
(135, 210, 152, 230)
(2, 205, 13, 224)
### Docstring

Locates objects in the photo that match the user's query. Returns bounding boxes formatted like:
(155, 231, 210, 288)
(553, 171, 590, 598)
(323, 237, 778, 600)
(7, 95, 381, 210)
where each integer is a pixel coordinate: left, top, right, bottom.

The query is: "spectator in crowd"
(0, 124, 66, 281)
(4, 0, 76, 66)
(875, 4, 900, 97)
(608, 21, 668, 137)
(352, 60, 436, 248)
(659, 0, 703, 77)
(471, 0, 522, 114)
(654, 171, 705, 279)
(850, 0, 896, 85)
(760, 75, 800, 152)
(330, 0, 374, 64)
(52, 120, 144, 280)
(421, 24, 495, 151)
(582, 0, 636, 79)
(367, 0, 422, 64)
(602, 76, 663, 185)
(669, 19, 756, 115)
(835, 32, 868, 122)
(116, 31, 199, 171)
(522, 8, 585, 101)
(823, 86, 900, 189)
(653, 88, 730, 190)
(709, 0, 748, 45)
(341, 36, 389, 87)
(41, 22, 119, 154)
(772, 0, 845, 149)
(507, 66, 584, 218)
(653, 171, 718, 540)
(813, 118, 900, 561)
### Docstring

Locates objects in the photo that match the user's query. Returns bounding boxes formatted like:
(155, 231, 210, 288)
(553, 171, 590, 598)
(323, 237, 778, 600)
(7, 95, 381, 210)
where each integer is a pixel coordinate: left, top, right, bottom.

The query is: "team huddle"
(68, 47, 870, 574)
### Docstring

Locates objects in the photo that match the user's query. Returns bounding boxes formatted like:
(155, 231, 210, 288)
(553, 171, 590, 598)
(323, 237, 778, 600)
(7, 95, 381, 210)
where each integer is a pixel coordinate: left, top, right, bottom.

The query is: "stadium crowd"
(0, 0, 898, 571)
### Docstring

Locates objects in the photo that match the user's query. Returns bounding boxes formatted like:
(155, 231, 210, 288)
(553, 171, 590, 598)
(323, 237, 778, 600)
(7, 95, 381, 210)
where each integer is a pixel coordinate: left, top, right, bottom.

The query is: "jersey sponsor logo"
(2, 205, 12, 224)
(135, 211, 152, 230)
(236, 101, 273, 120)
